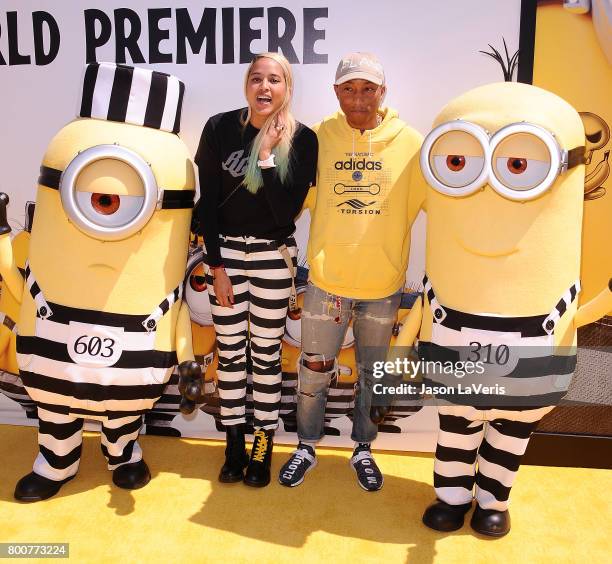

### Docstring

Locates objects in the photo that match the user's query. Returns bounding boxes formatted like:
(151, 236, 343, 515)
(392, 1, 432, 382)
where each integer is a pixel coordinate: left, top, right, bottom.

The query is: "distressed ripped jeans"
(297, 282, 401, 443)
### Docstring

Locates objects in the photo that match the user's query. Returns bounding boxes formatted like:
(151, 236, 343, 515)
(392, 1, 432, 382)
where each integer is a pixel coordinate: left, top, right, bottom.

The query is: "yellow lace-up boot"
(244, 429, 274, 487)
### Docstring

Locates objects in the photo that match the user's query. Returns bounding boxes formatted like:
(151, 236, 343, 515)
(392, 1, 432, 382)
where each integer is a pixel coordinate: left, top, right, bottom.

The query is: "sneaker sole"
(350, 459, 384, 492)
(278, 458, 317, 487)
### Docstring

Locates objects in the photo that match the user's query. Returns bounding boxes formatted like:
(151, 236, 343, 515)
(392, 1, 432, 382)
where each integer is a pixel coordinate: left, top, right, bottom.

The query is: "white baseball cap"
(334, 52, 385, 86)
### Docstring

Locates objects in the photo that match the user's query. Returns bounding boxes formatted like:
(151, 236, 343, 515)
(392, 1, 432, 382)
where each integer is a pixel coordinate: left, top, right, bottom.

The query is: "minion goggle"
(38, 144, 194, 241)
(420, 120, 586, 201)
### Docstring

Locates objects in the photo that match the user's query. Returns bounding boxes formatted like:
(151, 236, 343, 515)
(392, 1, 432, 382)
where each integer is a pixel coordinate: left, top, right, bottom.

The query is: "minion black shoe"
(470, 505, 511, 537)
(112, 459, 151, 490)
(219, 424, 249, 483)
(244, 429, 274, 487)
(422, 499, 473, 532)
(14, 472, 74, 502)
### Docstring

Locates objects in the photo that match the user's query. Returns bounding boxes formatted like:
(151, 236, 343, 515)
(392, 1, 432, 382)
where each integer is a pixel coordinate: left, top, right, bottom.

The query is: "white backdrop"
(0, 0, 522, 449)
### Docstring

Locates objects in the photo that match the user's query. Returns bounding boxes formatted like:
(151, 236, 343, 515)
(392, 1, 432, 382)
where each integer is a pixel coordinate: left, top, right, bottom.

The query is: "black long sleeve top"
(194, 108, 318, 266)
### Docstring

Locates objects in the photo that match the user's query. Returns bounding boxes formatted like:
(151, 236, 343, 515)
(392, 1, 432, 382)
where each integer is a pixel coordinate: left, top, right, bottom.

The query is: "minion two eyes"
(421, 121, 585, 201)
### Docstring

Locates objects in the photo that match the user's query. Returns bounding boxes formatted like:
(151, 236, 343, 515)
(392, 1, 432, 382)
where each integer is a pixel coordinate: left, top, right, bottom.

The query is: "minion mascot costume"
(395, 82, 612, 537)
(0, 62, 201, 502)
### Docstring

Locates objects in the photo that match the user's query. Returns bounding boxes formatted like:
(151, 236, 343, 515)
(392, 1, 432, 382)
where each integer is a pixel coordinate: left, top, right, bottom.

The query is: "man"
(278, 53, 424, 491)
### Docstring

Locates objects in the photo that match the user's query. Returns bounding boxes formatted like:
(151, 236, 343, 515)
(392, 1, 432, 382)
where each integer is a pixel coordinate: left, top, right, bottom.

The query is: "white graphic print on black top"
(194, 108, 317, 266)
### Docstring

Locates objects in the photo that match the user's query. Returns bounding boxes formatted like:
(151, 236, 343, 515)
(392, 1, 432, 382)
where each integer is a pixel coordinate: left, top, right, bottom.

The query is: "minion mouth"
(457, 239, 518, 258)
(88, 263, 117, 271)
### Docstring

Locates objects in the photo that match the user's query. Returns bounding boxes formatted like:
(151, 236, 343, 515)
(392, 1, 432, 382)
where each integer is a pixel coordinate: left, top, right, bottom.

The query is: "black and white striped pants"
(0, 370, 37, 417)
(33, 407, 144, 481)
(434, 405, 554, 511)
(205, 235, 296, 431)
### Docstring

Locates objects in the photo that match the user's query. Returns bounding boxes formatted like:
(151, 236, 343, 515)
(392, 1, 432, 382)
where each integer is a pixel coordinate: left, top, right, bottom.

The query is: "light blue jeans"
(297, 282, 402, 443)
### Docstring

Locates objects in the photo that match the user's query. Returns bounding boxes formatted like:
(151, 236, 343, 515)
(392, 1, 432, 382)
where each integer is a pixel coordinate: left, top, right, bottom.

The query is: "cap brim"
(334, 71, 384, 86)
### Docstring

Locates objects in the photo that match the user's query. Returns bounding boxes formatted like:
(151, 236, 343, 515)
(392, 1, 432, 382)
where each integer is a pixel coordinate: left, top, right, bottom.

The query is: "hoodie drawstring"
(352, 128, 373, 157)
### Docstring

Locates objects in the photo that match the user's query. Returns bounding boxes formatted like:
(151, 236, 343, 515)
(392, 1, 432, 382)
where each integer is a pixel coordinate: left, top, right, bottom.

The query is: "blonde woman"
(194, 52, 317, 487)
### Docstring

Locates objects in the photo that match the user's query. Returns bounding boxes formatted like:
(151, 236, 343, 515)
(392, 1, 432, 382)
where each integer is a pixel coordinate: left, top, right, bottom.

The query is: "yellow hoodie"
(306, 108, 424, 299)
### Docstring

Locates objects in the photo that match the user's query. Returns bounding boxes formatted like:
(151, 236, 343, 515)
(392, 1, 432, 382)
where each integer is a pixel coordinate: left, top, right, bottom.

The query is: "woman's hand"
(212, 268, 234, 308)
(259, 120, 285, 161)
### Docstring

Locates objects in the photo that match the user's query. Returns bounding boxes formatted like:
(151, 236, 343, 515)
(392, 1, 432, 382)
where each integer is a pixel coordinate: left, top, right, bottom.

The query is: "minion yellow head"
(421, 82, 585, 321)
(26, 63, 195, 321)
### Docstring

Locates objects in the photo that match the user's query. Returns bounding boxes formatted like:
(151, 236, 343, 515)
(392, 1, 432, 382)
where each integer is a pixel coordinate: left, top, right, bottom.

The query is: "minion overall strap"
(24, 262, 53, 320)
(37, 165, 195, 210)
(423, 275, 581, 338)
(542, 280, 581, 335)
(142, 284, 184, 332)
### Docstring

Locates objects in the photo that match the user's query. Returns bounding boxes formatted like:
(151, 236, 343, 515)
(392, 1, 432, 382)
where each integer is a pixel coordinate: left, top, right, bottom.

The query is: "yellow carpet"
(0, 425, 610, 563)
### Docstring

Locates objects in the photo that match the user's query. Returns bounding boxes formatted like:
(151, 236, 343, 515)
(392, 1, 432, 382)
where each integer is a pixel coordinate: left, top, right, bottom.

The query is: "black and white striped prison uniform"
(419, 275, 580, 511)
(80, 62, 185, 134)
(16, 264, 181, 481)
(205, 235, 297, 430)
(0, 311, 37, 417)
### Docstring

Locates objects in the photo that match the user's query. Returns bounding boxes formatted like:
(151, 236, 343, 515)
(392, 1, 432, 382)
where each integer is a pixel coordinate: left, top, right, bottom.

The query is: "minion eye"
(446, 155, 466, 171)
(92, 193, 121, 215)
(507, 158, 528, 174)
(75, 192, 145, 227)
(432, 154, 485, 188)
(493, 157, 550, 190)
(491, 132, 552, 192)
(189, 274, 207, 292)
(184, 254, 213, 326)
(423, 125, 489, 194)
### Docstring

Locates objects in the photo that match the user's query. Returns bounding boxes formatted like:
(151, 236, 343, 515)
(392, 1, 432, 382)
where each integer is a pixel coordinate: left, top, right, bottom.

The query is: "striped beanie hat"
(79, 62, 185, 134)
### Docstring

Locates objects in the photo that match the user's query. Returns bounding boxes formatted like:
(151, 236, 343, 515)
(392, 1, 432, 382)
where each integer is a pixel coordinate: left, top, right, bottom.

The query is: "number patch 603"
(67, 322, 124, 367)
(73, 335, 116, 358)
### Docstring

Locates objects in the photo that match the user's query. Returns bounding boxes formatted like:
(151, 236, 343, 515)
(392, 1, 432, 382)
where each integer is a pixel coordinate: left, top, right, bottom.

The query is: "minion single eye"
(185, 250, 213, 326)
(489, 126, 557, 200)
(75, 192, 145, 228)
(60, 144, 158, 241)
(190, 274, 207, 292)
(421, 121, 490, 196)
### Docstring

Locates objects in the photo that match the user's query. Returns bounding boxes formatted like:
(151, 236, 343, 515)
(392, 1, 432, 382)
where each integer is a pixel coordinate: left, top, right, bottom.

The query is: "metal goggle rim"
(420, 120, 572, 201)
(39, 144, 193, 241)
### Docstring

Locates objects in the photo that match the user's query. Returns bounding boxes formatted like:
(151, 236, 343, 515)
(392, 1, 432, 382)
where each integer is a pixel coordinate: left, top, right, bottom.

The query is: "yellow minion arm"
(0, 235, 24, 305)
(574, 279, 612, 329)
(394, 296, 423, 348)
(175, 301, 195, 364)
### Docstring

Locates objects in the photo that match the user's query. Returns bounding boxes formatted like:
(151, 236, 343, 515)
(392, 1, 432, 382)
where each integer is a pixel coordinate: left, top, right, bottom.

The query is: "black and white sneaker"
(350, 443, 383, 492)
(278, 443, 317, 487)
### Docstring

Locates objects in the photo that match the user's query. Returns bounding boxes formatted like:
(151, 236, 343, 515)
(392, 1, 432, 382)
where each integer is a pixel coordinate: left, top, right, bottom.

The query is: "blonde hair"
(240, 52, 296, 194)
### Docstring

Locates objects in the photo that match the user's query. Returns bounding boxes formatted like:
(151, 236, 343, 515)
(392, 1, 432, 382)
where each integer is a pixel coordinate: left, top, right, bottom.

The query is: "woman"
(194, 52, 318, 487)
